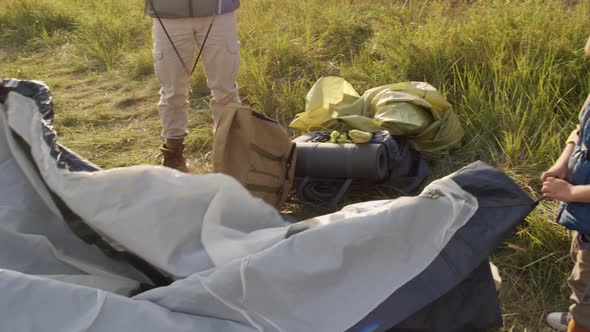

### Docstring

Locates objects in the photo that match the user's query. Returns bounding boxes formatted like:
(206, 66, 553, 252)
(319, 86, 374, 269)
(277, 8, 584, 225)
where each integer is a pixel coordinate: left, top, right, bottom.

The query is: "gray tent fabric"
(0, 80, 534, 332)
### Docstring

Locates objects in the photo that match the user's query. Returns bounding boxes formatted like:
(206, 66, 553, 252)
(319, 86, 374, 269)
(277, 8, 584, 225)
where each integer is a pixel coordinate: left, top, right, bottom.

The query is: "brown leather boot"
(160, 144, 188, 172)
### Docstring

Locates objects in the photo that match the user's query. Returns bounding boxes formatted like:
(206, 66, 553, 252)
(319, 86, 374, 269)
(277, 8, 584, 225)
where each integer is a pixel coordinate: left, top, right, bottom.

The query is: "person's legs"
(153, 17, 197, 170)
(194, 12, 241, 127)
(568, 233, 590, 330)
(548, 233, 590, 331)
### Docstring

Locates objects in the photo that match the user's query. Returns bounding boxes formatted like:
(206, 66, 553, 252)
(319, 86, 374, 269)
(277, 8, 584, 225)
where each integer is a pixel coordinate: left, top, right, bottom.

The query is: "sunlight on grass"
(2, 0, 590, 329)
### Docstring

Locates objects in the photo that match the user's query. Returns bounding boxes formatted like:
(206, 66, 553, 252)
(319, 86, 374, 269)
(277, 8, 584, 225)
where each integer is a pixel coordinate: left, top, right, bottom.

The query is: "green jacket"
(145, 0, 239, 18)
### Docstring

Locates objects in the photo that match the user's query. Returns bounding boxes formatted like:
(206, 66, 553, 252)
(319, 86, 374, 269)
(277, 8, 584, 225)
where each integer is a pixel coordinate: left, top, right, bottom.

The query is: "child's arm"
(541, 127, 581, 202)
(540, 127, 579, 181)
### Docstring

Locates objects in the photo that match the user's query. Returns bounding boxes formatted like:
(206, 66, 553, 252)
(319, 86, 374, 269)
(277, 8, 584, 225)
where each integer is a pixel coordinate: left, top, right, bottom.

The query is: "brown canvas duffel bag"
(213, 104, 296, 208)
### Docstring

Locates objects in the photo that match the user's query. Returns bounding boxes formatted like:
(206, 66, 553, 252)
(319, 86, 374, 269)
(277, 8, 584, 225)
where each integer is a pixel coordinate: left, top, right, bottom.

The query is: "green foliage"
(0, 0, 77, 48)
(73, 1, 151, 71)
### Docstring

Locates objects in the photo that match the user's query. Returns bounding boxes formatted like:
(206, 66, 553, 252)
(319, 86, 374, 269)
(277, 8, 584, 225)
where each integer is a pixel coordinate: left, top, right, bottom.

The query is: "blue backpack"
(558, 96, 590, 236)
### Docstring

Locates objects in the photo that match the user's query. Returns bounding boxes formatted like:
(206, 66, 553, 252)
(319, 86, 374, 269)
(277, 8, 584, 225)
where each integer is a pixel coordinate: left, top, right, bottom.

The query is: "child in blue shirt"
(542, 34, 590, 332)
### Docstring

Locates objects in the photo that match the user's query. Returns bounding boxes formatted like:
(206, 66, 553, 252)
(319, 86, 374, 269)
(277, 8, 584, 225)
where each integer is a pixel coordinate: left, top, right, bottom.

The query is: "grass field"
(2, 0, 590, 330)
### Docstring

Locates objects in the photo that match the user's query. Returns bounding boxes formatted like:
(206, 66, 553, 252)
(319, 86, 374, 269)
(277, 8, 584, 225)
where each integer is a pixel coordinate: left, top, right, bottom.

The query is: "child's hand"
(541, 165, 568, 182)
(542, 177, 575, 201)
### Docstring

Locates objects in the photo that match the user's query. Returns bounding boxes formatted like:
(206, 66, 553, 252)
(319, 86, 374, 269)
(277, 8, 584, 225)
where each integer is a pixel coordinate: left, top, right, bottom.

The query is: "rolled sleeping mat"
(294, 142, 389, 182)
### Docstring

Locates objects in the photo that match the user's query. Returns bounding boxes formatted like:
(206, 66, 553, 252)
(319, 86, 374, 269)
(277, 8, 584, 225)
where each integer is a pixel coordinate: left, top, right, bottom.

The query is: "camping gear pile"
(0, 79, 535, 331)
(211, 77, 458, 207)
(293, 131, 429, 207)
(288, 76, 463, 206)
(290, 76, 464, 153)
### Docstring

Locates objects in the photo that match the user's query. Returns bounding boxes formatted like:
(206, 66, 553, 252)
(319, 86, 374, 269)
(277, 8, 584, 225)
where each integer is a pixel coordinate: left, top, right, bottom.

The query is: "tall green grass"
(73, 1, 151, 71)
(0, 0, 77, 49)
(2, 0, 590, 329)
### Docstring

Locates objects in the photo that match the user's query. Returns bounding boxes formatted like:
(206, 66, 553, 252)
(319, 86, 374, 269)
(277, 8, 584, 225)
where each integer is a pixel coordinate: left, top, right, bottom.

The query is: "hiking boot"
(160, 144, 188, 172)
(547, 312, 571, 331)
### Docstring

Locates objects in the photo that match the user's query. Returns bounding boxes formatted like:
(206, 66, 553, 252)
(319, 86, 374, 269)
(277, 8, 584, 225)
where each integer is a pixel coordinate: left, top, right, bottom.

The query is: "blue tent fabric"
(388, 262, 501, 331)
(371, 131, 430, 193)
(286, 161, 533, 332)
(348, 162, 534, 332)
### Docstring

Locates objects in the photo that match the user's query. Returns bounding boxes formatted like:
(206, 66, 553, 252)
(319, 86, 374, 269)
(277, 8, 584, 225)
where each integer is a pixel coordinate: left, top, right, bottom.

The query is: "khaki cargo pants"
(569, 232, 590, 328)
(152, 12, 241, 139)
